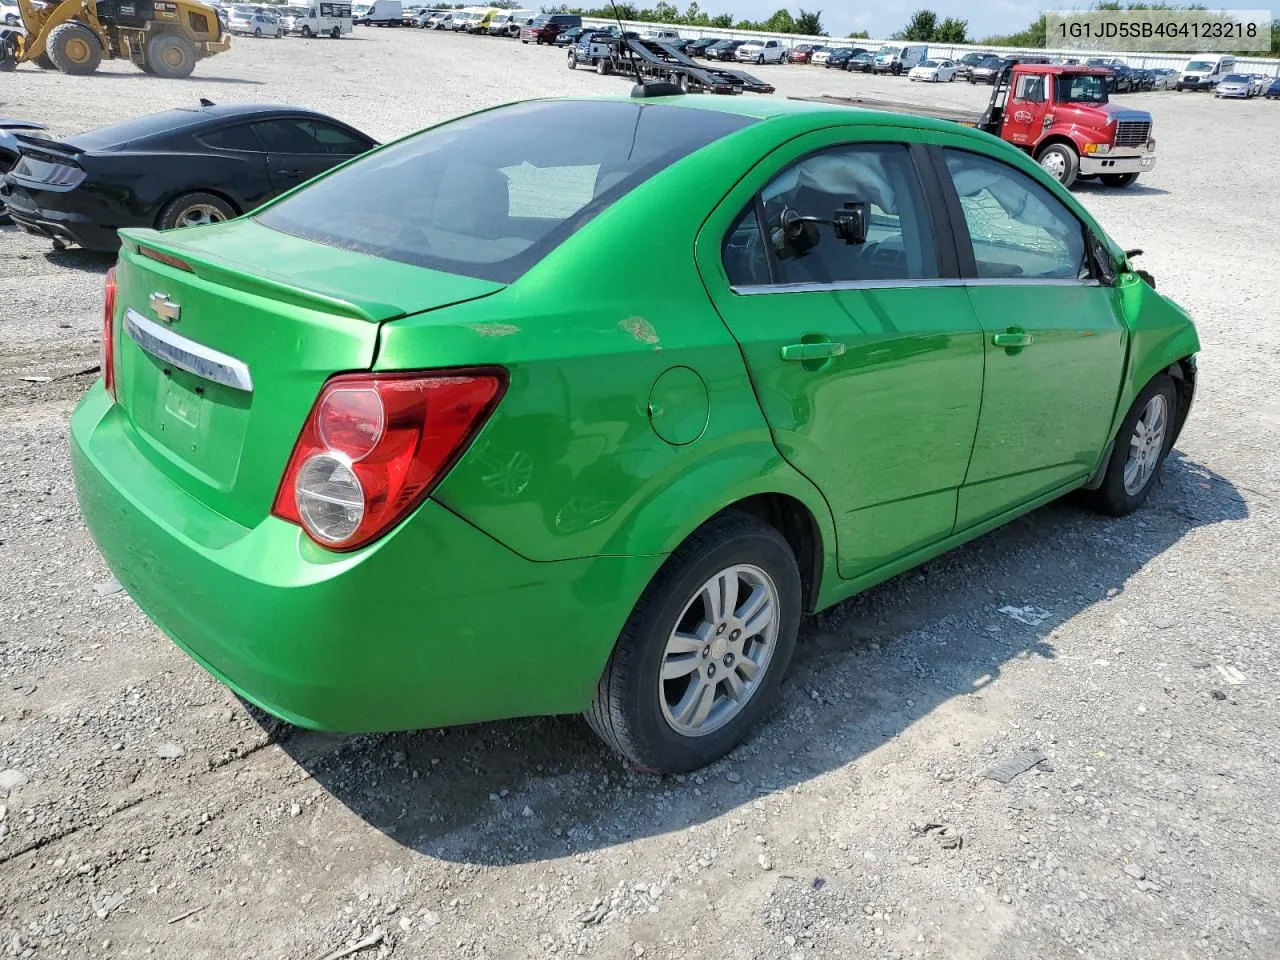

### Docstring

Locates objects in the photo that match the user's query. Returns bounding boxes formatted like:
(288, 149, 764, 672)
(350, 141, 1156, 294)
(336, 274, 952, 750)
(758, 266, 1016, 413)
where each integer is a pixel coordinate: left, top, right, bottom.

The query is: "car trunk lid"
(110, 219, 504, 527)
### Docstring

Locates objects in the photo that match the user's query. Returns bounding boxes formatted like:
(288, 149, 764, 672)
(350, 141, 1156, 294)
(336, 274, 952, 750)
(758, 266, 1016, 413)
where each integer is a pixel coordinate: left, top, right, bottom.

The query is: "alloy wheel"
(176, 204, 227, 228)
(1123, 394, 1168, 494)
(659, 563, 779, 737)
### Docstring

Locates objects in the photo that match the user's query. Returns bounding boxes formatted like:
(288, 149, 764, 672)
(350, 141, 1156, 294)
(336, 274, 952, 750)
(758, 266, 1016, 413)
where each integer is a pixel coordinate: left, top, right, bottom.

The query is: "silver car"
(1215, 73, 1254, 98)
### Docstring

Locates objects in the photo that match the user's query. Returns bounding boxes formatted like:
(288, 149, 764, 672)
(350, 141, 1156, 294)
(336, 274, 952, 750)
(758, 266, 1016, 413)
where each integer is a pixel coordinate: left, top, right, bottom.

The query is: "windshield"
(1055, 74, 1109, 103)
(877, 45, 900, 56)
(1185, 60, 1216, 71)
(258, 101, 754, 283)
(920, 60, 938, 67)
(1222, 74, 1250, 82)
(961, 53, 983, 64)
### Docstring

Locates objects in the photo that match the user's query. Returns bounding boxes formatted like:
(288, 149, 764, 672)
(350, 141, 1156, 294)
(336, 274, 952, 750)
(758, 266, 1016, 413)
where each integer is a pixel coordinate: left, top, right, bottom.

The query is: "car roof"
(69, 103, 346, 151)
(570, 95, 978, 135)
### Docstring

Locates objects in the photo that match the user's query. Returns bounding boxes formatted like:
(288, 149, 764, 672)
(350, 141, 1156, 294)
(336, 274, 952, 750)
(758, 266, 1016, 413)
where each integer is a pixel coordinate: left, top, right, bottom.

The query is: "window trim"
(720, 139, 959, 294)
(931, 145, 1099, 285)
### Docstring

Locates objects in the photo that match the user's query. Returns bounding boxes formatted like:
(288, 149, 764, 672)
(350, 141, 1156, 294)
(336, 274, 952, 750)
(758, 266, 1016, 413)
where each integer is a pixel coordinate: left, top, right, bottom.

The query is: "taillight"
(137, 245, 194, 272)
(272, 369, 506, 551)
(102, 266, 117, 401)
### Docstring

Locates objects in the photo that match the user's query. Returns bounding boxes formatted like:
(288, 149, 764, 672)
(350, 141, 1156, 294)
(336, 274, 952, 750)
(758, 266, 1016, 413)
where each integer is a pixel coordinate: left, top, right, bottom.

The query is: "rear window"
(257, 100, 753, 283)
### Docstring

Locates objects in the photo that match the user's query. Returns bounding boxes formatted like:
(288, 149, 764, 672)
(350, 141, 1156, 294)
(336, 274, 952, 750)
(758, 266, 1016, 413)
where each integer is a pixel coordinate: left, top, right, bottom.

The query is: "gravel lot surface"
(2, 29, 1279, 960)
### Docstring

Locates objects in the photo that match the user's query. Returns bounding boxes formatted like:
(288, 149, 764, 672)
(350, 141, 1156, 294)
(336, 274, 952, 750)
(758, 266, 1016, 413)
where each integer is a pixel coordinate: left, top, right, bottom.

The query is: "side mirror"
(1136, 269, 1156, 288)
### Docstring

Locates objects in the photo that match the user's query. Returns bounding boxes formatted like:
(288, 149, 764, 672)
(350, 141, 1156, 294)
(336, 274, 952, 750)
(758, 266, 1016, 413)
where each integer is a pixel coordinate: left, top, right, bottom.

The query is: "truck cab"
(980, 63, 1155, 188)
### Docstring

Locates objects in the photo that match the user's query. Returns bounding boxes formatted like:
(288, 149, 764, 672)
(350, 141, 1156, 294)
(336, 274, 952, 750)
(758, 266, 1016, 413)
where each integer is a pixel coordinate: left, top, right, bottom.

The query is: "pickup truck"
(809, 63, 1155, 189)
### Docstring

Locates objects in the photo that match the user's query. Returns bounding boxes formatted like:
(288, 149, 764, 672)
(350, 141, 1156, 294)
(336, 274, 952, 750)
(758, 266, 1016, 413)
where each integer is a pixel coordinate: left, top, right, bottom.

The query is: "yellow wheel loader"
(0, 0, 230, 78)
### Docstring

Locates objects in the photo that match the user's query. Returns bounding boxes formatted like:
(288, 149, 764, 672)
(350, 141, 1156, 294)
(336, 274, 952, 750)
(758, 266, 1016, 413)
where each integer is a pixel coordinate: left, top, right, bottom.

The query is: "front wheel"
(1079, 375, 1178, 516)
(145, 32, 196, 78)
(1100, 172, 1138, 188)
(566, 51, 575, 69)
(331, 26, 341, 38)
(1037, 143, 1079, 188)
(585, 511, 801, 773)
(300, 24, 312, 36)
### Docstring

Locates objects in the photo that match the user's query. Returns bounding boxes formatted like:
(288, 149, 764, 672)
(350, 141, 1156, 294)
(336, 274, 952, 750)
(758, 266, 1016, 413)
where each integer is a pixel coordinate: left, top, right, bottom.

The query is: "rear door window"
(198, 123, 264, 152)
(257, 100, 753, 282)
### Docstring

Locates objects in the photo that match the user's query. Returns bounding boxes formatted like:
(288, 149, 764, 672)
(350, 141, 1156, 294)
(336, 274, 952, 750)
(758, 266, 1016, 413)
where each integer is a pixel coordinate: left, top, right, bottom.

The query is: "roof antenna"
(199, 98, 215, 107)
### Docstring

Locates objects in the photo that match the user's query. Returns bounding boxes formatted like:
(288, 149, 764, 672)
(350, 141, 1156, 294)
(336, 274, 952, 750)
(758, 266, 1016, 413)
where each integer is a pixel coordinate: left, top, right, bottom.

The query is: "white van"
(873, 42, 927, 75)
(294, 0, 353, 36)
(489, 8, 535, 36)
(1177, 54, 1236, 91)
(356, 0, 400, 25)
(641, 27, 681, 41)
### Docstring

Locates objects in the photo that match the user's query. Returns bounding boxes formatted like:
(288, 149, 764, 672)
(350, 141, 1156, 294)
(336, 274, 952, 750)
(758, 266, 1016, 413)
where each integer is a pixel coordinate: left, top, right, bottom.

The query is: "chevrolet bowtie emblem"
(149, 292, 181, 324)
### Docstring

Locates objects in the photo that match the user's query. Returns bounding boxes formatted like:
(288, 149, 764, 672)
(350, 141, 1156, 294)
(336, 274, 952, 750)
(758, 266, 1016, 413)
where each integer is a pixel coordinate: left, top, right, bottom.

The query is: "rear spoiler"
(14, 133, 83, 158)
(0, 119, 47, 133)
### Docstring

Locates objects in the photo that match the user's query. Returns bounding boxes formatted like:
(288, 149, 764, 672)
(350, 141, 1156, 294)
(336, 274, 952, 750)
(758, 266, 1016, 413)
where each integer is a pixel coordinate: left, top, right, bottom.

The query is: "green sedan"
(71, 95, 1198, 773)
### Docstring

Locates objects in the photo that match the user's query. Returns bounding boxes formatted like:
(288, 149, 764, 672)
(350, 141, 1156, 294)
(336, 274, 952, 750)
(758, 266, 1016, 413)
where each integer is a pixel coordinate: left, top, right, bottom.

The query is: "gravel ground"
(2, 29, 1279, 960)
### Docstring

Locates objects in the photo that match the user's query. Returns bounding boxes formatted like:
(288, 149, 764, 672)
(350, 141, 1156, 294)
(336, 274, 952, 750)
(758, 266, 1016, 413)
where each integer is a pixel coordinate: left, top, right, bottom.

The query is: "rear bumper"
(1079, 153, 1157, 176)
(71, 384, 653, 732)
(3, 191, 121, 250)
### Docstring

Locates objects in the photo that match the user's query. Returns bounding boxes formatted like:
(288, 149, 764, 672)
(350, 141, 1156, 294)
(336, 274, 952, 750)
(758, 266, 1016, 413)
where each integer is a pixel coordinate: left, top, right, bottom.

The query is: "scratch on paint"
(619, 317, 659, 345)
(467, 323, 522, 337)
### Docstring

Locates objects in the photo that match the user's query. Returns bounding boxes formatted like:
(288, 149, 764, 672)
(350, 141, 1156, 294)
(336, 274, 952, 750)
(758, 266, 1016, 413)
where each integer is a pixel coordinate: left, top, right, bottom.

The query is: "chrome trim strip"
(731, 278, 1101, 295)
(123, 308, 253, 393)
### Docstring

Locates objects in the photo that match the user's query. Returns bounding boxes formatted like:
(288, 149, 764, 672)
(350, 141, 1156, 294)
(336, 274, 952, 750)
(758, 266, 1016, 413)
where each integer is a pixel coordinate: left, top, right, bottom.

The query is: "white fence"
(582, 18, 1280, 76)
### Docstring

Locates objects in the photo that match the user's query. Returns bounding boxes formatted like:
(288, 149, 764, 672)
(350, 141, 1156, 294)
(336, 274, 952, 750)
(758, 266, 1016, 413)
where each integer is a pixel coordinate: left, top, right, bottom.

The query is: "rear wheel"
(146, 32, 196, 78)
(47, 21, 103, 74)
(1100, 172, 1139, 188)
(1079, 375, 1178, 516)
(1037, 143, 1079, 188)
(585, 511, 802, 773)
(301, 24, 312, 36)
(331, 26, 341, 38)
(596, 57, 610, 75)
(157, 191, 235, 231)
(566, 51, 575, 69)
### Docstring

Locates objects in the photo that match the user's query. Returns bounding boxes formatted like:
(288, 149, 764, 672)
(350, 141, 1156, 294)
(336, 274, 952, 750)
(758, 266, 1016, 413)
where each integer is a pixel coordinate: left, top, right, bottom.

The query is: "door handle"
(991, 332, 1034, 348)
(277, 168, 305, 176)
(780, 341, 846, 362)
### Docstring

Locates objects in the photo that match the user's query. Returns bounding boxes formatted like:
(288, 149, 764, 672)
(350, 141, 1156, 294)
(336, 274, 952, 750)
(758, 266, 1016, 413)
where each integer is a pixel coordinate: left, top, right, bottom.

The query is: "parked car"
(424, 10, 451, 28)
(1148, 67, 1178, 90)
(1249, 74, 1270, 96)
(787, 42, 819, 64)
(640, 27, 681, 43)
(908, 58, 956, 82)
(825, 46, 867, 70)
(227, 10, 283, 36)
(0, 0, 20, 25)
(74, 95, 1198, 775)
(2, 102, 375, 251)
(0, 118, 44, 224)
(1267, 77, 1280, 99)
(810, 45, 837, 66)
(686, 37, 717, 58)
(1215, 73, 1255, 99)
(873, 42, 927, 74)
(847, 50, 875, 72)
(520, 13, 578, 44)
(953, 51, 991, 80)
(736, 38, 785, 64)
(969, 54, 1005, 84)
(704, 39, 744, 61)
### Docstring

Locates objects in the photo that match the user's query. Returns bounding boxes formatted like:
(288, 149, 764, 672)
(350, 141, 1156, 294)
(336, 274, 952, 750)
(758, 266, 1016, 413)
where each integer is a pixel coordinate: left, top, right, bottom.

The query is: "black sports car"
(2, 101, 375, 252)
(0, 117, 45, 225)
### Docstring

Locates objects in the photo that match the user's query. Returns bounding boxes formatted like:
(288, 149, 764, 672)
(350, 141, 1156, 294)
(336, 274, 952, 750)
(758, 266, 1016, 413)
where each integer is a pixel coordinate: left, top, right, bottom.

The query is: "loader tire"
(146, 32, 196, 78)
(34, 53, 56, 69)
(47, 21, 103, 75)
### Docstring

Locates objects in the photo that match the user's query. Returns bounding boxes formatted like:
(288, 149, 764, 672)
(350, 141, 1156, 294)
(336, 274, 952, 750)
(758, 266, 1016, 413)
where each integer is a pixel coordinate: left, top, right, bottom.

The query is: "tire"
(253, 27, 261, 36)
(1037, 143, 1079, 188)
(47, 21, 103, 75)
(596, 57, 610, 75)
(301, 24, 312, 36)
(156, 191, 236, 231)
(1079, 375, 1178, 517)
(33, 52, 57, 69)
(331, 26, 341, 38)
(585, 511, 802, 774)
(567, 51, 575, 69)
(138, 61, 156, 74)
(1100, 172, 1138, 188)
(145, 32, 196, 77)
(756, 53, 763, 64)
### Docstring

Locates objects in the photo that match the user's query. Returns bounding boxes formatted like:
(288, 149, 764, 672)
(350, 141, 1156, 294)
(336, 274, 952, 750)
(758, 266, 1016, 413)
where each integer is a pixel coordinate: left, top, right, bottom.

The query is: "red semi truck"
(812, 62, 1157, 189)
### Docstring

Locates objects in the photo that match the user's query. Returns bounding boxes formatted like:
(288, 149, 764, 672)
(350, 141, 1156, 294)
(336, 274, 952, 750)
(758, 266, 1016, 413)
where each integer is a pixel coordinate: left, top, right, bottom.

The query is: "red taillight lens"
(272, 369, 506, 551)
(137, 244, 194, 272)
(102, 266, 117, 401)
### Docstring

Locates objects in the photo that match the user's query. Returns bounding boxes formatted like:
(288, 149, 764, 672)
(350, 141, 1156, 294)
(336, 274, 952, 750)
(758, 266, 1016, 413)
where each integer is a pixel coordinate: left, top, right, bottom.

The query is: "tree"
(934, 15, 967, 42)
(708, 12, 732, 26)
(981, 13, 1046, 47)
(793, 8, 824, 35)
(847, 29, 869, 38)
(895, 8, 937, 41)
(763, 8, 794, 32)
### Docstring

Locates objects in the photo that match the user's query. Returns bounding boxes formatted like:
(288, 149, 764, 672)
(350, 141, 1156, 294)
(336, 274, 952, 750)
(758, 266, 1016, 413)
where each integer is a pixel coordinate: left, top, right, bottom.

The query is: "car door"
(1000, 71, 1049, 147)
(694, 130, 986, 580)
(932, 144, 1127, 529)
(253, 117, 372, 195)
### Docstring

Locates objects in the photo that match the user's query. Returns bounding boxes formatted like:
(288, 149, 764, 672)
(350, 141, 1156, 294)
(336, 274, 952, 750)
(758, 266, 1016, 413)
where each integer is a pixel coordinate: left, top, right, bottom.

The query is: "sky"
(724, 0, 1049, 40)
